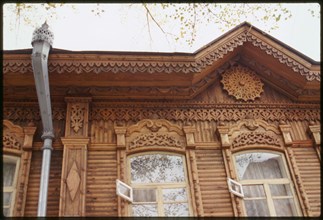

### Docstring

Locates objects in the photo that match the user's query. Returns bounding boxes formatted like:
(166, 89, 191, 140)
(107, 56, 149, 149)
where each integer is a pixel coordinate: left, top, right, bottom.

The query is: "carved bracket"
(308, 124, 320, 146)
(279, 124, 293, 146)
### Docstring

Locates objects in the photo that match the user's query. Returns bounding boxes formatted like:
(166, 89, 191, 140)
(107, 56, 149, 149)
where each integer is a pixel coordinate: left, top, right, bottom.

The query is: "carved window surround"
(2, 120, 37, 216)
(114, 119, 203, 216)
(217, 118, 283, 150)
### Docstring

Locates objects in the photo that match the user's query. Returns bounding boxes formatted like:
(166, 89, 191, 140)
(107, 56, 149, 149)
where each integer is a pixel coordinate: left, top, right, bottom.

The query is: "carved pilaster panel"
(64, 97, 92, 138)
(59, 138, 88, 216)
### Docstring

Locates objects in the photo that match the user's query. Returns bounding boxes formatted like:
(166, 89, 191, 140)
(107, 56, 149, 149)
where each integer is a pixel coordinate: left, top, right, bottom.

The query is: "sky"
(3, 3, 321, 61)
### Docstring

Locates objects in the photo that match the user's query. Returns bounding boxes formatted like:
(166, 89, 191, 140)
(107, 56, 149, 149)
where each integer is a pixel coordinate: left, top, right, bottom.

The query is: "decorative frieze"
(4, 28, 320, 81)
(91, 106, 320, 122)
(232, 132, 281, 148)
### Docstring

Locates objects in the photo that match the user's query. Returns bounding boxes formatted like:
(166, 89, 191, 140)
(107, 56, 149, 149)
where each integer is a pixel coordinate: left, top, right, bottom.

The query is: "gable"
(193, 64, 300, 104)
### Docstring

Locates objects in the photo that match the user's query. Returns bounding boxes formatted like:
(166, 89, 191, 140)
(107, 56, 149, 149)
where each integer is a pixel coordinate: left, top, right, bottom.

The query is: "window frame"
(232, 150, 302, 217)
(3, 155, 20, 217)
(126, 152, 192, 217)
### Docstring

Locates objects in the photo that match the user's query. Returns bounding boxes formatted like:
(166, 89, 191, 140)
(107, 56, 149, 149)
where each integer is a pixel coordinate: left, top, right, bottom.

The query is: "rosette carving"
(221, 65, 264, 101)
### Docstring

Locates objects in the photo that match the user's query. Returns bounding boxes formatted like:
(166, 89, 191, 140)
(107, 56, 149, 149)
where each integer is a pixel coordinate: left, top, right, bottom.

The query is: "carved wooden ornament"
(221, 65, 264, 101)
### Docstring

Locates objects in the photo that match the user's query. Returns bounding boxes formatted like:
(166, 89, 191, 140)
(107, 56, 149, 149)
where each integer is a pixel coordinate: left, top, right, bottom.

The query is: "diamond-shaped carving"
(66, 161, 81, 201)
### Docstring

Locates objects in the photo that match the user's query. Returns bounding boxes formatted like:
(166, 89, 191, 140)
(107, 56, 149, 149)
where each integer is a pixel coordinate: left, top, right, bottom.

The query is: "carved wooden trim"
(3, 120, 37, 217)
(129, 133, 184, 149)
(91, 105, 320, 122)
(231, 132, 281, 148)
(308, 123, 320, 146)
(228, 119, 280, 135)
(4, 27, 319, 81)
(217, 119, 283, 150)
(126, 119, 184, 136)
(65, 97, 91, 137)
(3, 103, 320, 123)
(279, 124, 293, 146)
(221, 65, 264, 101)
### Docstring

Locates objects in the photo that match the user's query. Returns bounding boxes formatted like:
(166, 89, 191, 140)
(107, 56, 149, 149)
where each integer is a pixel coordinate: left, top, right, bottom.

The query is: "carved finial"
(31, 21, 54, 46)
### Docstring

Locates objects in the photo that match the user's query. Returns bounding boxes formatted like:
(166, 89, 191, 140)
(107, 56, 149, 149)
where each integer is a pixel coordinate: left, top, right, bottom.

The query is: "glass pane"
(132, 204, 158, 216)
(244, 199, 270, 216)
(243, 185, 265, 198)
(3, 208, 9, 217)
(273, 198, 298, 216)
(163, 203, 189, 216)
(3, 192, 12, 206)
(163, 188, 187, 202)
(133, 188, 156, 202)
(118, 183, 130, 198)
(3, 162, 16, 186)
(235, 153, 287, 180)
(130, 154, 185, 183)
(270, 184, 292, 197)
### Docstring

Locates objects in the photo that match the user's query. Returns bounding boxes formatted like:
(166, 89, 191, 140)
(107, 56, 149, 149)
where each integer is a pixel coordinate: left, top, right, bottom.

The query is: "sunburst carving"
(66, 161, 81, 201)
(221, 65, 264, 101)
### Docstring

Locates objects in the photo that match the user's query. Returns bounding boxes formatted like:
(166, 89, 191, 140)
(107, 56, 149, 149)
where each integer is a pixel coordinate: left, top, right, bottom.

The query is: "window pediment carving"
(232, 132, 281, 148)
(3, 120, 24, 151)
(129, 133, 183, 150)
(3, 132, 22, 150)
(127, 119, 184, 136)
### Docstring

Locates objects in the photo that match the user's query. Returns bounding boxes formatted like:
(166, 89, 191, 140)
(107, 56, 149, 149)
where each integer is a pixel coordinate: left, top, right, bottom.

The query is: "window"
(3, 155, 20, 217)
(127, 153, 191, 217)
(233, 151, 301, 217)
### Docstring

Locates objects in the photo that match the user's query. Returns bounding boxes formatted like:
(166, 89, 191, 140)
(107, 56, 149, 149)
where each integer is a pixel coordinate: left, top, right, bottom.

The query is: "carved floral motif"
(221, 65, 264, 101)
(70, 104, 85, 133)
(129, 133, 183, 149)
(232, 132, 280, 148)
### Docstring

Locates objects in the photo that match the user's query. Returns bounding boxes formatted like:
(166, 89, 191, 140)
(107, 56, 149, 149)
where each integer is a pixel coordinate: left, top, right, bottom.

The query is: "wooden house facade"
(2, 22, 320, 217)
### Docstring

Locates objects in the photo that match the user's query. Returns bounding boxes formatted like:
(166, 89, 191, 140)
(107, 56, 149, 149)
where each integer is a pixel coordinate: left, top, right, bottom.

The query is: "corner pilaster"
(59, 97, 91, 216)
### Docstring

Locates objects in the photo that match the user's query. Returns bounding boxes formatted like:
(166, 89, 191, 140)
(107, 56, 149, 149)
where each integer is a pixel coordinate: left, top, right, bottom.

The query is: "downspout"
(31, 22, 54, 217)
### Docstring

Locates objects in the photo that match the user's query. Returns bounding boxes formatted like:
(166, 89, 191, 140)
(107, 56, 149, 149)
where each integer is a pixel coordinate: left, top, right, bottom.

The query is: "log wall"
(292, 147, 321, 216)
(86, 147, 118, 216)
(24, 149, 62, 216)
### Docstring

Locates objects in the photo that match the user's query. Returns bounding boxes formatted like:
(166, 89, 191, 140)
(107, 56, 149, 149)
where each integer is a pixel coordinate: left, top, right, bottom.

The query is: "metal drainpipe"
(31, 22, 55, 217)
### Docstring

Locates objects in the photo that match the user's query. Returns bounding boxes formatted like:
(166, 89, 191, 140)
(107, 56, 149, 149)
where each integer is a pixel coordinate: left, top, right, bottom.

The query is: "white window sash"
(227, 178, 244, 198)
(116, 179, 133, 202)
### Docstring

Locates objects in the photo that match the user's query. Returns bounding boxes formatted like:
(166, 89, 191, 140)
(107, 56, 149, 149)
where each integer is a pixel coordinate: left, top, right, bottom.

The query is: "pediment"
(3, 22, 320, 102)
